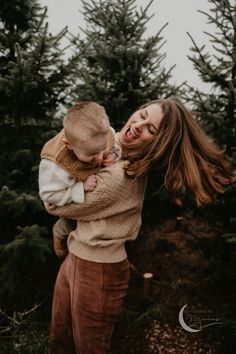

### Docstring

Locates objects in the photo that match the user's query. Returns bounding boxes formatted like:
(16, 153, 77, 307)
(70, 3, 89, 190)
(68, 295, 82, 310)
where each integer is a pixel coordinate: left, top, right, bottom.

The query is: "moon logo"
(178, 304, 201, 332)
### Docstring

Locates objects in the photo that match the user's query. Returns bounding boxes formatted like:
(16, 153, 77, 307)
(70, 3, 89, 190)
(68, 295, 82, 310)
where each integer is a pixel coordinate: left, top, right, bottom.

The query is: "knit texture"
(45, 161, 147, 263)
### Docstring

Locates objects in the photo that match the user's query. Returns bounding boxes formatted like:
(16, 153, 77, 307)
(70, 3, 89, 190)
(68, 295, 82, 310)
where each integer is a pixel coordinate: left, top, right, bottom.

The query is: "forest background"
(0, 0, 235, 353)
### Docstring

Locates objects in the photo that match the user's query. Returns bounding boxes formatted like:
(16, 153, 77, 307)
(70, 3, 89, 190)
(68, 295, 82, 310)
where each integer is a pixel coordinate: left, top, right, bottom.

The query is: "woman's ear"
(62, 137, 73, 150)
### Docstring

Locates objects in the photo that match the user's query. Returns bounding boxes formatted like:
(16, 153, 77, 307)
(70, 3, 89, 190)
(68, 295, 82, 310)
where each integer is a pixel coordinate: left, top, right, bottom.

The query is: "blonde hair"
(125, 97, 235, 207)
(63, 101, 110, 144)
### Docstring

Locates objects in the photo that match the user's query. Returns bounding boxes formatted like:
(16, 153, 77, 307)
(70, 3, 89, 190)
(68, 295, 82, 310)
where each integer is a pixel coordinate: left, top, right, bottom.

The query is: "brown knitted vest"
(41, 129, 111, 181)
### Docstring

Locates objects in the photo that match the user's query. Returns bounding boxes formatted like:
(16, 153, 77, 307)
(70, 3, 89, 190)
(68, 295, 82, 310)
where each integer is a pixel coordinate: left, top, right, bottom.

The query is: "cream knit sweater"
(45, 160, 147, 263)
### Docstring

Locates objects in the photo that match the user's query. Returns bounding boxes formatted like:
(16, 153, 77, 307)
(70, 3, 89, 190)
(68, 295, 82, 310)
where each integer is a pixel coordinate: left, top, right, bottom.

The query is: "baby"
(39, 101, 121, 258)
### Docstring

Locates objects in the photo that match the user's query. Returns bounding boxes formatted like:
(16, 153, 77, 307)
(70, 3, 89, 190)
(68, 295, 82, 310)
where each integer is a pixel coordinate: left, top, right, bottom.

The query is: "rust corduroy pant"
(49, 253, 130, 354)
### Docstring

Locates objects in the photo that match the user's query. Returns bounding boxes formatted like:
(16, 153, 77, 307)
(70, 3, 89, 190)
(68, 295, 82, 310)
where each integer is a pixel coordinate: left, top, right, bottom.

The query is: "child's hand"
(83, 175, 97, 191)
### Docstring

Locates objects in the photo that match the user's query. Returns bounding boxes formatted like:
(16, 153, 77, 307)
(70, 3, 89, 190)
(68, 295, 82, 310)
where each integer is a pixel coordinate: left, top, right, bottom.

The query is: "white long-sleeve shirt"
(39, 159, 85, 206)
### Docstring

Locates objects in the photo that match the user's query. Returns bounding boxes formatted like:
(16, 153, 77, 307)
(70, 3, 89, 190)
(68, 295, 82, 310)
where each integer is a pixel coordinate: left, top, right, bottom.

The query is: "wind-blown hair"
(125, 97, 235, 207)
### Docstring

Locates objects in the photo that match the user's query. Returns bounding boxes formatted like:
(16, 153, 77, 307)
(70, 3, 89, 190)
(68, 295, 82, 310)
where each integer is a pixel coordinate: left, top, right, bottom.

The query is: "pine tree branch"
(157, 65, 176, 85)
(61, 35, 96, 75)
(174, 80, 187, 92)
(212, 44, 231, 58)
(154, 22, 169, 40)
(213, 0, 235, 26)
(142, 53, 166, 76)
(135, 12, 155, 35)
(141, 0, 155, 15)
(144, 38, 167, 58)
(197, 9, 229, 30)
(35, 23, 48, 74)
(35, 7, 47, 33)
(203, 30, 232, 47)
(52, 26, 68, 45)
(187, 32, 213, 71)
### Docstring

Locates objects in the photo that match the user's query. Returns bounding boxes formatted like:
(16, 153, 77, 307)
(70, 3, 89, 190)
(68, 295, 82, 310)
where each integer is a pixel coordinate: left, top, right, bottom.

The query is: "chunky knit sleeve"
(44, 160, 139, 221)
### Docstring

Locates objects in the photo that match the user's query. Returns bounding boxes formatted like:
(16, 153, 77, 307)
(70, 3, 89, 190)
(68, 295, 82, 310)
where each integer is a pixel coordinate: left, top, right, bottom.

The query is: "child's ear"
(62, 137, 73, 150)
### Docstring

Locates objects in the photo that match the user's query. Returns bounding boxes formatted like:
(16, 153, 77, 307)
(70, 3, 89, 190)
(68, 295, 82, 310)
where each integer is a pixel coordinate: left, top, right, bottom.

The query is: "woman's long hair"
(125, 97, 235, 207)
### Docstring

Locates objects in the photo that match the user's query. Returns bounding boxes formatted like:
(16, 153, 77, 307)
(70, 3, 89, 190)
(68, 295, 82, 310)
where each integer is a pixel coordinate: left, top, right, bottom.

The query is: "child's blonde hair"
(63, 102, 110, 145)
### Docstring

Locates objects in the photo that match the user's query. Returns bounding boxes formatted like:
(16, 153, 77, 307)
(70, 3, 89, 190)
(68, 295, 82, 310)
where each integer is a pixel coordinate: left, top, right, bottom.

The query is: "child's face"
(71, 133, 109, 163)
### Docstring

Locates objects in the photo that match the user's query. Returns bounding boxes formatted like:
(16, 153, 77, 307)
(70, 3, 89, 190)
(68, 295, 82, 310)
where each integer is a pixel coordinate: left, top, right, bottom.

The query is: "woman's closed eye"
(148, 126, 156, 135)
(140, 112, 146, 119)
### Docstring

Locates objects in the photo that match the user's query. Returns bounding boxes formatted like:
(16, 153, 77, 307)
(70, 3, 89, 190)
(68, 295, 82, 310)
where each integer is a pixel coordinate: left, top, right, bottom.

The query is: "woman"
(45, 97, 234, 354)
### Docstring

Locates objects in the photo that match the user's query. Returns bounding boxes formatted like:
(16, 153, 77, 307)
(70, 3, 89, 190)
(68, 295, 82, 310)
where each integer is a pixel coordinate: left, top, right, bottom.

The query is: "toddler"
(39, 101, 121, 258)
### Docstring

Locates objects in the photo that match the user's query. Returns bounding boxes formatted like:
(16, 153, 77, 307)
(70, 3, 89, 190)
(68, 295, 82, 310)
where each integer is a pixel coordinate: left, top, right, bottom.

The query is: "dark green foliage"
(0, 124, 58, 191)
(69, 0, 181, 129)
(186, 0, 236, 229)
(0, 225, 54, 308)
(0, 0, 40, 33)
(185, 0, 235, 151)
(0, 0, 64, 322)
(185, 2, 236, 349)
(0, 0, 72, 133)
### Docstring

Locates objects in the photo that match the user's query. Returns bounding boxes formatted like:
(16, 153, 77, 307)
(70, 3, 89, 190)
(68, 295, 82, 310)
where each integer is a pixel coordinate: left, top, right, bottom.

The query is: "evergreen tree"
(185, 0, 236, 221)
(69, 0, 181, 129)
(185, 3, 236, 346)
(0, 0, 72, 133)
(0, 0, 71, 318)
(0, 2, 91, 325)
(186, 0, 235, 155)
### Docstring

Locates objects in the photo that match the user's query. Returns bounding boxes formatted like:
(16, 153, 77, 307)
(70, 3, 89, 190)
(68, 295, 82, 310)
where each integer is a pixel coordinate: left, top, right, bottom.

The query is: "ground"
(110, 212, 236, 354)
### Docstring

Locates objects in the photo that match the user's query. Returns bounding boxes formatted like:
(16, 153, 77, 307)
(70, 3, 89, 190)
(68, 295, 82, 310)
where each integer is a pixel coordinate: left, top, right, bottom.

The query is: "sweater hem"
(68, 240, 127, 263)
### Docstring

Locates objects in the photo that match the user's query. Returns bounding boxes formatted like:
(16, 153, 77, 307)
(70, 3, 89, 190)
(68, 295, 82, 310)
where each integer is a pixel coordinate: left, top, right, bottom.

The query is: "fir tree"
(185, 0, 236, 223)
(185, 3, 236, 343)
(69, 0, 181, 129)
(186, 0, 236, 155)
(186, 0, 236, 207)
(0, 0, 69, 319)
(0, 0, 72, 133)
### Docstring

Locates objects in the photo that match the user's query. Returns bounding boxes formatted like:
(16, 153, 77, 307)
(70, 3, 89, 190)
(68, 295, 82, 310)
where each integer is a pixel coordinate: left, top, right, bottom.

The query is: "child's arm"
(39, 159, 85, 206)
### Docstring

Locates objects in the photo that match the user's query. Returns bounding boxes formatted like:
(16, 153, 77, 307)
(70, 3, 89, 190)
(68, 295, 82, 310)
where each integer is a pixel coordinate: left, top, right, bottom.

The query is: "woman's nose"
(134, 120, 144, 131)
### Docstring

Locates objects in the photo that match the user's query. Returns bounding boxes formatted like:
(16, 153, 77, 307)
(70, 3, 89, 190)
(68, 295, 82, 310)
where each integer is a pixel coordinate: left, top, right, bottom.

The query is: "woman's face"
(119, 103, 164, 149)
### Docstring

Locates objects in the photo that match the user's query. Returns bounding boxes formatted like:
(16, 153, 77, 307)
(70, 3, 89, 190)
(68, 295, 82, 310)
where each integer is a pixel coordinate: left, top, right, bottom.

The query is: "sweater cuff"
(71, 181, 85, 203)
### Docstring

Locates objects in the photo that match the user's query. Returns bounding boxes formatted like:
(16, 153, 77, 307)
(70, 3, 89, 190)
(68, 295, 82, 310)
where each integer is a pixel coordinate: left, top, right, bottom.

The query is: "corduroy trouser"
(48, 253, 130, 354)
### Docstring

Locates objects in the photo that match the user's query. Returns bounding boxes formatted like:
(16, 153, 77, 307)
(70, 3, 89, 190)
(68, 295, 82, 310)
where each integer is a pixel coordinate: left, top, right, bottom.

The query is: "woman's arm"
(44, 160, 128, 221)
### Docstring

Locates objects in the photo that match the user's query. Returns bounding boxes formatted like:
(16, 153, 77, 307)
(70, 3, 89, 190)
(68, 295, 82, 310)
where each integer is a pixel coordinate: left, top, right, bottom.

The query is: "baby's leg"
(52, 218, 76, 259)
